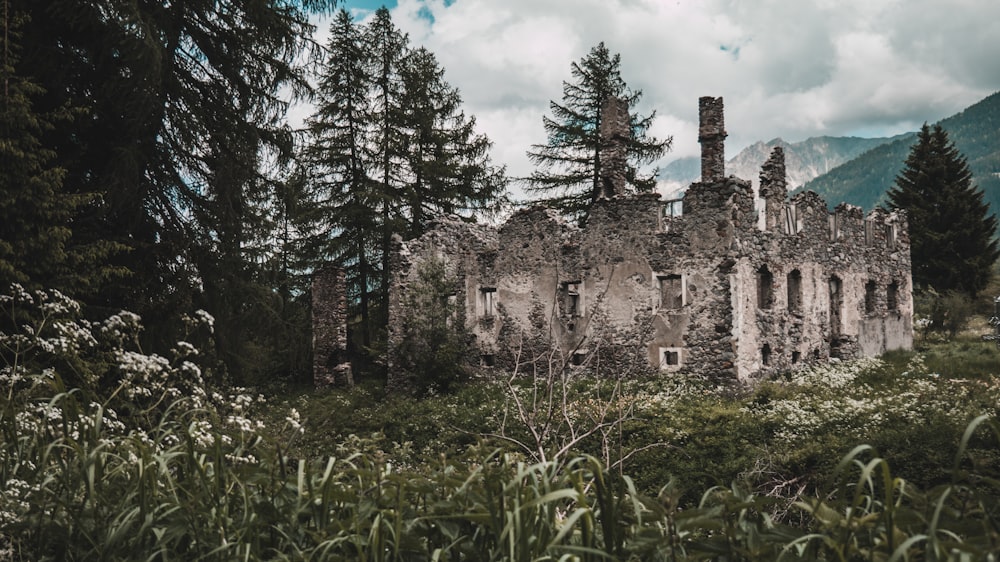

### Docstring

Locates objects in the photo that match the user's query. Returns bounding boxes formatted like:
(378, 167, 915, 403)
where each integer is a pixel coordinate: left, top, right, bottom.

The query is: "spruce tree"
(886, 123, 999, 296)
(527, 42, 670, 221)
(364, 7, 410, 333)
(305, 8, 506, 372)
(305, 8, 380, 350)
(396, 47, 506, 237)
(0, 6, 111, 295)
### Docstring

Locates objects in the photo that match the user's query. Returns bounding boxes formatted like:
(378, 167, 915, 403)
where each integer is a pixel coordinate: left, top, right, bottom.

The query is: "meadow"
(2, 284, 999, 560)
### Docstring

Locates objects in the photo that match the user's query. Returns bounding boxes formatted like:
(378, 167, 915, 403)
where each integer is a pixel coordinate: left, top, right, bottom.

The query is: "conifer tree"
(527, 42, 670, 221)
(364, 6, 410, 332)
(305, 8, 506, 369)
(0, 6, 113, 294)
(886, 123, 999, 296)
(396, 47, 506, 238)
(305, 8, 380, 349)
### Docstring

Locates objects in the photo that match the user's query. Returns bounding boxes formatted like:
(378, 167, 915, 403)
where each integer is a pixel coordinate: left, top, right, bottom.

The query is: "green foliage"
(304, 9, 507, 362)
(914, 287, 977, 336)
(527, 42, 671, 221)
(0, 9, 119, 296)
(391, 259, 472, 395)
(5, 286, 1000, 560)
(887, 123, 999, 297)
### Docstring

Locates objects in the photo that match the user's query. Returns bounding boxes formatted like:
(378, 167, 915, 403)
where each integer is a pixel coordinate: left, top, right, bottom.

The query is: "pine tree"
(886, 123, 999, 296)
(364, 7, 410, 335)
(0, 5, 113, 294)
(304, 8, 380, 350)
(527, 42, 670, 221)
(396, 47, 506, 238)
(305, 8, 506, 373)
(12, 0, 336, 380)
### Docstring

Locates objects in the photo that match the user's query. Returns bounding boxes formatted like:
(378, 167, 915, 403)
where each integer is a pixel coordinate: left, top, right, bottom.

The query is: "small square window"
(659, 347, 683, 371)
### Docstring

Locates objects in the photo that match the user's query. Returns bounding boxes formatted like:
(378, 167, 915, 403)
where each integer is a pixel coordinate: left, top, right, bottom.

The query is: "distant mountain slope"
(799, 91, 1000, 213)
(660, 135, 897, 193)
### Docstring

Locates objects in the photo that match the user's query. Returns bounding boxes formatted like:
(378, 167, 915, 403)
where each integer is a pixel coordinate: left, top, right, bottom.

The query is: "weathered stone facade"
(384, 96, 914, 385)
(312, 266, 353, 387)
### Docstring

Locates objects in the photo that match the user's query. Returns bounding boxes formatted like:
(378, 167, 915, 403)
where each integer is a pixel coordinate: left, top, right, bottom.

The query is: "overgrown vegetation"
(3, 285, 1000, 559)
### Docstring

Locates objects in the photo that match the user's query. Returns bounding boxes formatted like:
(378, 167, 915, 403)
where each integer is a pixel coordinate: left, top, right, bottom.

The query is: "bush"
(391, 258, 472, 395)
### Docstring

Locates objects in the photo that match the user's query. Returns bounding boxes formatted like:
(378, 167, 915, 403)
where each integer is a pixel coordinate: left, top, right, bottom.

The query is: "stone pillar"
(312, 266, 353, 387)
(599, 96, 629, 199)
(698, 96, 727, 183)
(758, 146, 786, 231)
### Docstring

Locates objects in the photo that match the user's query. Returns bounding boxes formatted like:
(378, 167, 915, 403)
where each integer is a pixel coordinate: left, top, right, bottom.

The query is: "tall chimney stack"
(698, 96, 727, 183)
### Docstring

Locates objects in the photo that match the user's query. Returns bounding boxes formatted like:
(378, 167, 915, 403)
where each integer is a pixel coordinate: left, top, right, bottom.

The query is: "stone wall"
(312, 266, 353, 387)
(380, 97, 914, 388)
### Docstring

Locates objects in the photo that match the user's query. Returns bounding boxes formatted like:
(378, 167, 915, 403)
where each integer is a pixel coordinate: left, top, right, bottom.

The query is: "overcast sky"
(311, 0, 1000, 195)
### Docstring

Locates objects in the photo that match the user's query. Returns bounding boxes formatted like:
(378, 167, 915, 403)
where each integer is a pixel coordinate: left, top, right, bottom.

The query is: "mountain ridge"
(798, 91, 1000, 213)
(659, 134, 901, 194)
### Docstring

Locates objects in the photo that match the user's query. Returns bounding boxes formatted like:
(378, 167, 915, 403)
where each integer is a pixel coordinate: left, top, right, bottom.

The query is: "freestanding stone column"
(312, 266, 353, 387)
(599, 96, 630, 199)
(759, 146, 787, 231)
(698, 96, 727, 183)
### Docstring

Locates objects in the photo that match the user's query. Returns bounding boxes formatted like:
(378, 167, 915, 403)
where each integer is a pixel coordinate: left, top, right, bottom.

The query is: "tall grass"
(4, 284, 1000, 559)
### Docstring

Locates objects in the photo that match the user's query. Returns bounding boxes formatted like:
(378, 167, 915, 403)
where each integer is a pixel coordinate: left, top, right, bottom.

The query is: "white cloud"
(329, 0, 1000, 195)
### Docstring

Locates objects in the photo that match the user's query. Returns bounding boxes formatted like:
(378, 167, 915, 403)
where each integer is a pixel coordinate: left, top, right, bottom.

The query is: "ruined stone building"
(331, 97, 914, 386)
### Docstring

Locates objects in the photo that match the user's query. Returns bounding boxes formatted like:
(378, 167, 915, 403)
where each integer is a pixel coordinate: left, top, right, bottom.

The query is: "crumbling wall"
(376, 95, 914, 389)
(312, 266, 353, 387)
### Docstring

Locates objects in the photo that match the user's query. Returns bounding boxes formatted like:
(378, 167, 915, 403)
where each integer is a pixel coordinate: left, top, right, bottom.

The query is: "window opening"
(479, 287, 496, 318)
(659, 347, 683, 370)
(757, 265, 774, 309)
(659, 274, 683, 309)
(887, 281, 899, 312)
(562, 281, 581, 317)
(761, 344, 772, 367)
(865, 281, 877, 314)
(787, 269, 802, 313)
(829, 214, 844, 241)
(791, 350, 801, 364)
(664, 350, 679, 366)
(887, 223, 898, 249)
(784, 205, 800, 234)
(829, 276, 843, 339)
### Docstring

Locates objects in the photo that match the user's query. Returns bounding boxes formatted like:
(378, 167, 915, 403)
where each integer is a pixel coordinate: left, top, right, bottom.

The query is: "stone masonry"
(381, 96, 914, 385)
(312, 266, 353, 387)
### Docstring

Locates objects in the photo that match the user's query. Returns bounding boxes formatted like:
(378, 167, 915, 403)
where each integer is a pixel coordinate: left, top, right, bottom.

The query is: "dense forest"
(0, 1, 511, 385)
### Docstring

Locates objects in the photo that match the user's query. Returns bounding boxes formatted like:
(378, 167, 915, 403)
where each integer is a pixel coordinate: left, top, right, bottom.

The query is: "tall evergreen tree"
(0, 4, 115, 294)
(527, 42, 670, 221)
(886, 123, 999, 296)
(11, 0, 336, 380)
(396, 47, 506, 238)
(305, 8, 380, 350)
(364, 7, 410, 334)
(305, 8, 506, 373)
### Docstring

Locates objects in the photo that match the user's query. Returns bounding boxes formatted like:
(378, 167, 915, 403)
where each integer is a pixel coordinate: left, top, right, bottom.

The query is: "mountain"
(799, 91, 1000, 213)
(659, 135, 898, 195)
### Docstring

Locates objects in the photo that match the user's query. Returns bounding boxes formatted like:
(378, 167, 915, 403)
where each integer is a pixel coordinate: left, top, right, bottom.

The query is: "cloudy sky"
(313, 0, 1000, 195)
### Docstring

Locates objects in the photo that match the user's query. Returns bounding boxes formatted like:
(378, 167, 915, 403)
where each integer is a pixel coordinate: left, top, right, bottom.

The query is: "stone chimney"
(698, 96, 727, 183)
(599, 96, 629, 198)
(312, 266, 353, 387)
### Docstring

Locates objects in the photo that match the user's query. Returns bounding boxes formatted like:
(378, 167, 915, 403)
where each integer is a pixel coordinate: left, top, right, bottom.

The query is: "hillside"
(799, 91, 1000, 212)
